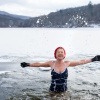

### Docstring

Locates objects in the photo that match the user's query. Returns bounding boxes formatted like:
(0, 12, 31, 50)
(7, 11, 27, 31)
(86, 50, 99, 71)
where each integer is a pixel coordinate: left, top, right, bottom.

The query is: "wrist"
(27, 63, 30, 66)
(91, 58, 94, 62)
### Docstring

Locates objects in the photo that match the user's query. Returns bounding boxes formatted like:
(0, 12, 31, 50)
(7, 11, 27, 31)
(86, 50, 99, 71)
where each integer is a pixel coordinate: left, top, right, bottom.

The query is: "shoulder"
(64, 61, 71, 66)
(47, 60, 56, 68)
(45, 60, 55, 66)
(65, 60, 70, 63)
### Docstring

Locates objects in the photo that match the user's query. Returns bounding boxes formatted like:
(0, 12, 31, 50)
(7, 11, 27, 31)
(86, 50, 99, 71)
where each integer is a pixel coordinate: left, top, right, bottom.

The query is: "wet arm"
(29, 61, 51, 67)
(69, 59, 92, 67)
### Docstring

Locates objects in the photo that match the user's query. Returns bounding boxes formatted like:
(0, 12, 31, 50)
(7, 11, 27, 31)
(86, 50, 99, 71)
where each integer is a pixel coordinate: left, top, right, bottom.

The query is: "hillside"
(0, 2, 100, 28)
(0, 11, 30, 27)
(22, 2, 100, 28)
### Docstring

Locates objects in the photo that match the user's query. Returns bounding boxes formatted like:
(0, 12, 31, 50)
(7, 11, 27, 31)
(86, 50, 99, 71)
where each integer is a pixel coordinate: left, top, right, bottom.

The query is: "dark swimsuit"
(50, 66, 68, 92)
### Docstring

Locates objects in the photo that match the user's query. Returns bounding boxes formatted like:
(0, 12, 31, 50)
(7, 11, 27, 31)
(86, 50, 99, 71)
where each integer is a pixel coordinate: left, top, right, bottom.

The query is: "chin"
(57, 57, 64, 60)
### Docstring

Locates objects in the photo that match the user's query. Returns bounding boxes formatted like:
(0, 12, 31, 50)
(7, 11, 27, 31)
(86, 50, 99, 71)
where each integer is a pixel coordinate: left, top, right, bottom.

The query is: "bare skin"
(29, 48, 91, 73)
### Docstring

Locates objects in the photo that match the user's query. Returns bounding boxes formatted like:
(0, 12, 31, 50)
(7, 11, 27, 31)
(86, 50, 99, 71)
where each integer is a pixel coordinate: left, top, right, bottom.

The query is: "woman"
(21, 47, 100, 92)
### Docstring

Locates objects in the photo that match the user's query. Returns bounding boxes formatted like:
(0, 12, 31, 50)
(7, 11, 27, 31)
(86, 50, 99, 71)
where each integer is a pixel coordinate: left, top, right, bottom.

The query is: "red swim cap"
(54, 47, 66, 58)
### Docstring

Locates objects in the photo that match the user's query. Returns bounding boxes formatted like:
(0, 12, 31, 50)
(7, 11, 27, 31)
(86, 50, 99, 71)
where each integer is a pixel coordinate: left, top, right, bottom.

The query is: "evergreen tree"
(88, 1, 94, 22)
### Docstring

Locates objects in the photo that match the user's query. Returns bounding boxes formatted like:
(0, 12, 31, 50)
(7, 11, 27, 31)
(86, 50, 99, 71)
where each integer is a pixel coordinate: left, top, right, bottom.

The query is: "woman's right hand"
(20, 62, 30, 68)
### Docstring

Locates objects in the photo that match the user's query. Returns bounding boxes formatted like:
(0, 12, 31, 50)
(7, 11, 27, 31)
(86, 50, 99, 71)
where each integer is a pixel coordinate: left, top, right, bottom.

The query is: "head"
(54, 47, 66, 60)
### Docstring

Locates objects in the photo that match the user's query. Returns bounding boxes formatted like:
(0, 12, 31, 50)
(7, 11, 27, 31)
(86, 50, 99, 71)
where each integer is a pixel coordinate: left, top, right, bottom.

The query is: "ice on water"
(0, 28, 100, 99)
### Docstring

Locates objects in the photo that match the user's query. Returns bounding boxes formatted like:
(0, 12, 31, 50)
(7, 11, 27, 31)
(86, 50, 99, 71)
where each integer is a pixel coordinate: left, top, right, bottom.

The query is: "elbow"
(70, 64, 77, 67)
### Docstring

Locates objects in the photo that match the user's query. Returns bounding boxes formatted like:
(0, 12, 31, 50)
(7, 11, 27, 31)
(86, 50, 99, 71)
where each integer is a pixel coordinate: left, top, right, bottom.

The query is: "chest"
(53, 67, 65, 73)
(51, 61, 70, 73)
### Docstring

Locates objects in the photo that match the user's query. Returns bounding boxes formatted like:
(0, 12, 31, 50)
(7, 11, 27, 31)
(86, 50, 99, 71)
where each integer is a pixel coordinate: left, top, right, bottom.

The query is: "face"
(56, 48, 65, 60)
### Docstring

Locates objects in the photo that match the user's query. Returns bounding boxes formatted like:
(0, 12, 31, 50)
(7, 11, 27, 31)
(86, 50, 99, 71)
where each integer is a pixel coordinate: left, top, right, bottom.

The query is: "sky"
(0, 0, 100, 17)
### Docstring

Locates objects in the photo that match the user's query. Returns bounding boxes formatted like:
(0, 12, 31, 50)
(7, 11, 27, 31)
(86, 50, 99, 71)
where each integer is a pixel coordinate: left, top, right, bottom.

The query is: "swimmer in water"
(20, 47, 100, 92)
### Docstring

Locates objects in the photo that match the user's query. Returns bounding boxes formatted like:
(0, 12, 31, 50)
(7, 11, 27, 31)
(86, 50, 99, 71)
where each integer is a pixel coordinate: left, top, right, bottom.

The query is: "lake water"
(0, 28, 100, 62)
(0, 28, 100, 100)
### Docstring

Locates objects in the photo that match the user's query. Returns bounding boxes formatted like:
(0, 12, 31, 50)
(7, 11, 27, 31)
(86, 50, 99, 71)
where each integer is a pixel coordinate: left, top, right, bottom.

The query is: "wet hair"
(54, 47, 66, 58)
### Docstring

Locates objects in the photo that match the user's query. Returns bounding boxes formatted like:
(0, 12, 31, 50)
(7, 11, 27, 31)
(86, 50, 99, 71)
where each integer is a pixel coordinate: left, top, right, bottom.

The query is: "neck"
(56, 59, 64, 63)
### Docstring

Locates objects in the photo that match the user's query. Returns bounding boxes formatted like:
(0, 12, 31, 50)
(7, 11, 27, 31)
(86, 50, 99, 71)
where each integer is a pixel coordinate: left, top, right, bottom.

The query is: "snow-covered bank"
(88, 24, 100, 28)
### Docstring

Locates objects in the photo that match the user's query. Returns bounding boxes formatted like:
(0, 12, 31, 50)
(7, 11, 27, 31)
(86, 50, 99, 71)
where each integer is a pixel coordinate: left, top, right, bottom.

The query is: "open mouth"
(58, 55, 64, 58)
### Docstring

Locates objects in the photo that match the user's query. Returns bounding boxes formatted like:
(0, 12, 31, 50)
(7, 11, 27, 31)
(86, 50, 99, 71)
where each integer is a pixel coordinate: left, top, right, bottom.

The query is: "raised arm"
(21, 61, 51, 68)
(69, 59, 91, 67)
(69, 55, 100, 67)
(30, 61, 51, 67)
